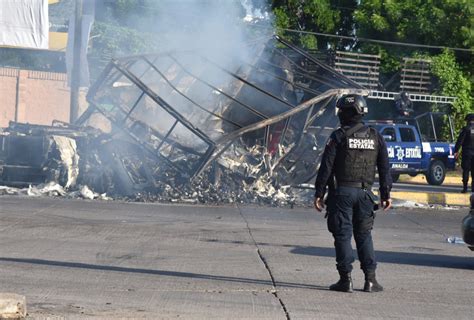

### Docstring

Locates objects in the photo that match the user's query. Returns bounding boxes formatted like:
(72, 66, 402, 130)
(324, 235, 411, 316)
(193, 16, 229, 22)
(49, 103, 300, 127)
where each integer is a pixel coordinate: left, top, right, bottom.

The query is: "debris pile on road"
(0, 182, 111, 200)
(0, 36, 366, 206)
(130, 156, 299, 206)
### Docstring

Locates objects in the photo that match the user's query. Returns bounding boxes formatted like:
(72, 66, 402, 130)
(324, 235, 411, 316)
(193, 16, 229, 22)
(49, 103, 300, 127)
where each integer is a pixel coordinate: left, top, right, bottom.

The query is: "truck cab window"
(382, 128, 397, 142)
(381, 128, 396, 142)
(399, 127, 416, 142)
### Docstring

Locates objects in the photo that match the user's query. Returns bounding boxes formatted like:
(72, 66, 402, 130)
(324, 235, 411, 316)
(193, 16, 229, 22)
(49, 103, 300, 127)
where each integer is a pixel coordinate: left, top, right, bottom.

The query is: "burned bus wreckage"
(0, 37, 366, 204)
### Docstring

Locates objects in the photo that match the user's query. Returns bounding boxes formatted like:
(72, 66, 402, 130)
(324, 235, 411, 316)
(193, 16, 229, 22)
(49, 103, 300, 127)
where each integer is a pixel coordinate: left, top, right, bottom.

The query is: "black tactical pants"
(326, 186, 377, 273)
(461, 154, 474, 191)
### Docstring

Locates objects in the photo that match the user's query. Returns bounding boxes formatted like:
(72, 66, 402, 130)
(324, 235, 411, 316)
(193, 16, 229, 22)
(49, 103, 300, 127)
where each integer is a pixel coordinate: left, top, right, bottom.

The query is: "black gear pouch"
(324, 194, 333, 219)
(366, 189, 379, 213)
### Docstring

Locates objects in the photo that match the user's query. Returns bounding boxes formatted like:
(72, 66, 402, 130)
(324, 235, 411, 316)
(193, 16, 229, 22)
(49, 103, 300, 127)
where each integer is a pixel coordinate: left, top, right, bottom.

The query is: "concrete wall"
(0, 67, 70, 127)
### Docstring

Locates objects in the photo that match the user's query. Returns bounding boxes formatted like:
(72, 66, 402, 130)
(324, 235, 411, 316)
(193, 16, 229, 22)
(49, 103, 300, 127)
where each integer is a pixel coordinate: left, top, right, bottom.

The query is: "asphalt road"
(0, 196, 472, 319)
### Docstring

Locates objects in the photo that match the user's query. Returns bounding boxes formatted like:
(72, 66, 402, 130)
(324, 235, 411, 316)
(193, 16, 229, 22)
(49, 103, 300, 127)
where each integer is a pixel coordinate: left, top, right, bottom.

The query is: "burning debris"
(0, 37, 366, 205)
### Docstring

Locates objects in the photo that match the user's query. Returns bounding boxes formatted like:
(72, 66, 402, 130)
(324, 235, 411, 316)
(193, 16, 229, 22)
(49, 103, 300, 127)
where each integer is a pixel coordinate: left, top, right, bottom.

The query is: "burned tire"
(426, 160, 445, 185)
(391, 174, 400, 183)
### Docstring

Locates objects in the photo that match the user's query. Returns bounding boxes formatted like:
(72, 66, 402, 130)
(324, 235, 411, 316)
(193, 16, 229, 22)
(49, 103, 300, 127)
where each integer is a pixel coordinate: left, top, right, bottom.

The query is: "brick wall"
(0, 67, 71, 127)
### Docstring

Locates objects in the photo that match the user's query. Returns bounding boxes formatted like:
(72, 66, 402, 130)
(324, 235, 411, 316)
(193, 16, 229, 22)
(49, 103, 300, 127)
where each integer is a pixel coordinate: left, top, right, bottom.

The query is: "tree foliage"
(355, 0, 472, 48)
(272, 0, 340, 49)
(349, 0, 473, 132)
(354, 0, 473, 72)
(89, 1, 159, 79)
(332, 0, 358, 49)
(88, 22, 158, 79)
(431, 50, 472, 133)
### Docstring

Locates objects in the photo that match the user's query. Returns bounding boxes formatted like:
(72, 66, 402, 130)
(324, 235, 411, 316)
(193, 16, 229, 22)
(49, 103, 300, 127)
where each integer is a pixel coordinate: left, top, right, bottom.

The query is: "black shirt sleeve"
(314, 130, 339, 199)
(376, 131, 392, 200)
(454, 127, 467, 154)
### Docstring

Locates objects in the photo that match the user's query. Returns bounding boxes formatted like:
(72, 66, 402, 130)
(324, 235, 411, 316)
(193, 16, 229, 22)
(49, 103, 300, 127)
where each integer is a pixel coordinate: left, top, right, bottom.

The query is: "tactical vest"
(468, 124, 474, 149)
(335, 125, 378, 185)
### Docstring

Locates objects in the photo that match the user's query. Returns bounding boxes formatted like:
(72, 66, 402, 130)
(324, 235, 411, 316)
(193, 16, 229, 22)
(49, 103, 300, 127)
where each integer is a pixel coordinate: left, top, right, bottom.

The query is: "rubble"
(50, 135, 79, 189)
(0, 36, 365, 206)
(0, 182, 110, 200)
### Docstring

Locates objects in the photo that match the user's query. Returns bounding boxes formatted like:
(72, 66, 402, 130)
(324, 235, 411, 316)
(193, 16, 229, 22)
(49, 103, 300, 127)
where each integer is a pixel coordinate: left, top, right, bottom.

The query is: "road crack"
(237, 205, 290, 320)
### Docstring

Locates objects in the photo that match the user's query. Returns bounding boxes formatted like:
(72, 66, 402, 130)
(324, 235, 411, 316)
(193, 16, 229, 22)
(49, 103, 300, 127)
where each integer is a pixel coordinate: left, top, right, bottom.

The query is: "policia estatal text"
(314, 94, 392, 293)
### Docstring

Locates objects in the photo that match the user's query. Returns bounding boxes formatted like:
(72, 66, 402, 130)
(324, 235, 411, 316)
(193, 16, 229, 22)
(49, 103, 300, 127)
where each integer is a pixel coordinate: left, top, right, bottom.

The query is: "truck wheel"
(426, 160, 445, 185)
(391, 174, 400, 183)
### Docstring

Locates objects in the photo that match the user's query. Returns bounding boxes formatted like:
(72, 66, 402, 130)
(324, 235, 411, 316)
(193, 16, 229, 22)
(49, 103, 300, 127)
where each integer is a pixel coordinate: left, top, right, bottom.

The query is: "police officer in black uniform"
(454, 114, 474, 193)
(395, 91, 414, 117)
(314, 94, 392, 293)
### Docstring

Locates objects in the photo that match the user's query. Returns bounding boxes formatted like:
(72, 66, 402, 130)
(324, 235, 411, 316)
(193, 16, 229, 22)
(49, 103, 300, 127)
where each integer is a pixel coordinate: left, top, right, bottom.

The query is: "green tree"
(272, 0, 340, 49)
(353, 0, 473, 132)
(354, 0, 473, 72)
(355, 0, 472, 48)
(88, 22, 158, 79)
(89, 0, 160, 79)
(431, 50, 472, 133)
(331, 0, 358, 49)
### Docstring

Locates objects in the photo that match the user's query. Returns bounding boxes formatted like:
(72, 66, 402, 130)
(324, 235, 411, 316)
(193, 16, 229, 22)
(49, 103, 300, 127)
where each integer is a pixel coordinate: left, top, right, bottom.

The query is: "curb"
(399, 175, 461, 186)
(390, 191, 470, 207)
(395, 174, 467, 206)
(373, 190, 470, 207)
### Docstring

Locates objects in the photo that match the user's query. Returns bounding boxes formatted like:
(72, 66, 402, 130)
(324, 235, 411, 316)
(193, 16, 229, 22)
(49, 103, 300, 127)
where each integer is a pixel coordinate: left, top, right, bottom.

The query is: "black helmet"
(400, 91, 410, 100)
(465, 113, 474, 122)
(336, 94, 368, 115)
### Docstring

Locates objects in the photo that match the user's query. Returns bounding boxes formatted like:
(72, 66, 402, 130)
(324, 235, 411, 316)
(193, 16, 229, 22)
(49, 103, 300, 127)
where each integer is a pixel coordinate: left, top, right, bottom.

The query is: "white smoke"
(241, 0, 271, 23)
(93, 0, 276, 148)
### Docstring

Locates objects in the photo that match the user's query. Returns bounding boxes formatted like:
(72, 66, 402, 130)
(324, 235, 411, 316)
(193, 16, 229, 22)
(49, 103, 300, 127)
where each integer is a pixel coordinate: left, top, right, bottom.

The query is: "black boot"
(329, 271, 353, 293)
(363, 271, 383, 292)
(462, 186, 468, 193)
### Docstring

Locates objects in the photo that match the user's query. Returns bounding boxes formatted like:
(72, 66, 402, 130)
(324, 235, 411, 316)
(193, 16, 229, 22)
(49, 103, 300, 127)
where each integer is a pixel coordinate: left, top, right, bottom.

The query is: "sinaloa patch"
(348, 138, 375, 150)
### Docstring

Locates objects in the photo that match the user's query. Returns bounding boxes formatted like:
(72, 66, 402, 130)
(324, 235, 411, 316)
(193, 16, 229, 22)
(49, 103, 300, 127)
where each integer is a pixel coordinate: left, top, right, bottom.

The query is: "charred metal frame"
(82, 36, 367, 184)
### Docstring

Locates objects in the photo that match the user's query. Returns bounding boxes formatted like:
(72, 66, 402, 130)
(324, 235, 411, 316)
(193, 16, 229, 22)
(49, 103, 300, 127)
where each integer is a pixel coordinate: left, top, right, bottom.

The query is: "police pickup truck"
(369, 112, 456, 185)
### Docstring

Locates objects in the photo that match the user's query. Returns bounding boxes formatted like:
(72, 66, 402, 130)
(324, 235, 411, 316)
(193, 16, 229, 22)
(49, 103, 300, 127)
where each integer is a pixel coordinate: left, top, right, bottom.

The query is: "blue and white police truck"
(369, 112, 456, 185)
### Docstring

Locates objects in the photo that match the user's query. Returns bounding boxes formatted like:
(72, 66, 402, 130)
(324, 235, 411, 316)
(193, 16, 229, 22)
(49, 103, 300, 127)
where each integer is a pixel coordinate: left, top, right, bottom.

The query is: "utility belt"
(336, 181, 373, 190)
(336, 180, 379, 211)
